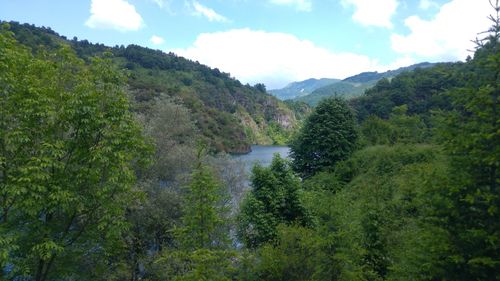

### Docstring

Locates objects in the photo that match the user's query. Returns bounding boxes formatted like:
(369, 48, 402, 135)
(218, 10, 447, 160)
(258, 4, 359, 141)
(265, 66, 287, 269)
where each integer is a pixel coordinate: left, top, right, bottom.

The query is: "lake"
(232, 145, 290, 172)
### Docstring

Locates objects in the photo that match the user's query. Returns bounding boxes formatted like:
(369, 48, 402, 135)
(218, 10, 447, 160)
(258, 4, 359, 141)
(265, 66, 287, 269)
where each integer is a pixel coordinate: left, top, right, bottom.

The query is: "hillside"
(350, 62, 465, 121)
(293, 62, 436, 106)
(269, 78, 339, 100)
(5, 21, 298, 153)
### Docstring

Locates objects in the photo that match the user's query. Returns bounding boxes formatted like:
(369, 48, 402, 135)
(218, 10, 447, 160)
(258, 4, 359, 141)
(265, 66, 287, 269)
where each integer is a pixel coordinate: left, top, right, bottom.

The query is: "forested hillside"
(4, 21, 298, 153)
(294, 62, 436, 106)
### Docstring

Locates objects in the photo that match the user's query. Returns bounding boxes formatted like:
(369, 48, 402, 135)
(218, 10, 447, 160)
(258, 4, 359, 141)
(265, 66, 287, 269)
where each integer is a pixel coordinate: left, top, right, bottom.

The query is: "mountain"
(343, 62, 435, 83)
(5, 21, 298, 153)
(269, 78, 340, 100)
(294, 62, 436, 106)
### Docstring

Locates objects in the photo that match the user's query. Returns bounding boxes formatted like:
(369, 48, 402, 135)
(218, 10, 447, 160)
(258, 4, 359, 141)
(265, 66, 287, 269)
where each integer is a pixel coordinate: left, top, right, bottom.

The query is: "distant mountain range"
(269, 78, 340, 100)
(270, 62, 436, 106)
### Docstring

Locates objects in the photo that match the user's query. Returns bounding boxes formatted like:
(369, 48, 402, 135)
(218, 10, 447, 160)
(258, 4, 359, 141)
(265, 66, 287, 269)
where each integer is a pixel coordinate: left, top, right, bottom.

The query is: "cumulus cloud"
(269, 0, 312, 12)
(391, 0, 492, 61)
(171, 29, 384, 89)
(85, 0, 144, 32)
(150, 35, 165, 45)
(190, 1, 229, 22)
(341, 0, 399, 28)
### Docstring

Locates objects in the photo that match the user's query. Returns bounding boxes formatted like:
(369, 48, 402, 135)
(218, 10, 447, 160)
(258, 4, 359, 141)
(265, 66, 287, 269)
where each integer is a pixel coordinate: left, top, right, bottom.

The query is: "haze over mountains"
(270, 62, 435, 105)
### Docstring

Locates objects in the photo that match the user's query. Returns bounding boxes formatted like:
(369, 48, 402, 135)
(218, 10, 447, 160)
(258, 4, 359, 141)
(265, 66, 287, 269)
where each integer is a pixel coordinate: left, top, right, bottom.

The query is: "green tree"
(0, 25, 149, 280)
(178, 148, 229, 250)
(290, 97, 357, 178)
(430, 4, 500, 278)
(237, 155, 309, 248)
(254, 225, 330, 281)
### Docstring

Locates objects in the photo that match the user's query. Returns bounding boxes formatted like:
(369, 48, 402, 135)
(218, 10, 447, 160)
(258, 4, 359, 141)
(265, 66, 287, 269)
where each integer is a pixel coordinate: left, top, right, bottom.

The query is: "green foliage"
(290, 97, 358, 178)
(351, 63, 464, 121)
(140, 96, 198, 181)
(178, 151, 229, 250)
(254, 225, 331, 281)
(152, 249, 236, 281)
(237, 155, 309, 248)
(427, 18, 500, 279)
(311, 145, 440, 280)
(360, 105, 428, 146)
(0, 24, 150, 280)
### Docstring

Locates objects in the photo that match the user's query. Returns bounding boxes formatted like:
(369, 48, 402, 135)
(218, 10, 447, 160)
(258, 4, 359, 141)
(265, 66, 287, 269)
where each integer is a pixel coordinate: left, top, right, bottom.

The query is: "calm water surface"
(232, 145, 290, 172)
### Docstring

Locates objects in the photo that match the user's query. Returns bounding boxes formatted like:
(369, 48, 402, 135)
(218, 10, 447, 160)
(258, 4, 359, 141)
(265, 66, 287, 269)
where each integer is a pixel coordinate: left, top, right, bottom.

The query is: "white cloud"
(391, 0, 492, 61)
(341, 0, 399, 28)
(269, 0, 312, 12)
(419, 0, 439, 10)
(171, 29, 385, 89)
(85, 0, 144, 32)
(190, 1, 229, 22)
(150, 35, 165, 45)
(378, 56, 416, 72)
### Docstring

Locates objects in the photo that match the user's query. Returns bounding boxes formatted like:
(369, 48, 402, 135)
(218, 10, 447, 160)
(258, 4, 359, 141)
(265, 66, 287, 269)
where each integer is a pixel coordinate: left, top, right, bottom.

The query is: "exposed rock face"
(275, 112, 294, 129)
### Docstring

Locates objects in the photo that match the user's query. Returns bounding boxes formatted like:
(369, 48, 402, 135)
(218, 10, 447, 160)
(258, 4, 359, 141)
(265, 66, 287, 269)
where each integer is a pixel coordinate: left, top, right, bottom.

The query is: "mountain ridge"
(294, 62, 436, 106)
(4, 21, 299, 153)
(269, 78, 339, 100)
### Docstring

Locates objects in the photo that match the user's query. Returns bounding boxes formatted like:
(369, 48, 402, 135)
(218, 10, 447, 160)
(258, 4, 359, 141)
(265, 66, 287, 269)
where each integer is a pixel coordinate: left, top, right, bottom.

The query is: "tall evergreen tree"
(290, 97, 357, 178)
(178, 148, 229, 250)
(432, 2, 500, 278)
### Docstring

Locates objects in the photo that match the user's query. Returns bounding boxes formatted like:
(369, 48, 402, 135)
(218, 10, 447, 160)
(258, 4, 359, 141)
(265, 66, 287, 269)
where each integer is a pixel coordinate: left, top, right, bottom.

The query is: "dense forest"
(2, 21, 301, 154)
(1, 2, 499, 280)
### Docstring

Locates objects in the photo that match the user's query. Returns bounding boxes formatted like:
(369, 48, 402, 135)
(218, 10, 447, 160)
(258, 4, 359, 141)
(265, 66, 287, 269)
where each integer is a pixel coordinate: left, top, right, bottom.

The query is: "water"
(232, 145, 290, 172)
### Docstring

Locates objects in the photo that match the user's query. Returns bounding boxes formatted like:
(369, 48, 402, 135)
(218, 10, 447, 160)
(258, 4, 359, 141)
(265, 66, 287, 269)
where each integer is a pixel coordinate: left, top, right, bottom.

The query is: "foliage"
(178, 150, 230, 250)
(360, 105, 428, 146)
(152, 249, 236, 281)
(0, 24, 149, 280)
(290, 97, 358, 178)
(254, 225, 331, 281)
(427, 12, 500, 278)
(350, 63, 464, 121)
(237, 155, 310, 248)
(140, 96, 198, 181)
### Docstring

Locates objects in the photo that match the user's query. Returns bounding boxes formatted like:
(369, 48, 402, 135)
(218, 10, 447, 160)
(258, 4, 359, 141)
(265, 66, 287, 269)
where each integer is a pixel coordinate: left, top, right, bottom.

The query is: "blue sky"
(0, 0, 493, 89)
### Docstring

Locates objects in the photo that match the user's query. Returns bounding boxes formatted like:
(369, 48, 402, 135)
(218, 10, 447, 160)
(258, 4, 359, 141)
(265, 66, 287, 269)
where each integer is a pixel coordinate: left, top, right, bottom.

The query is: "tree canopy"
(0, 24, 150, 280)
(290, 97, 357, 178)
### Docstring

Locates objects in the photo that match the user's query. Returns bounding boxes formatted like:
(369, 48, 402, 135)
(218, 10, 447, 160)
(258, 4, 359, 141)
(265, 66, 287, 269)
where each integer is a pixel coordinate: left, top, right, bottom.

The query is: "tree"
(430, 3, 500, 278)
(254, 225, 330, 281)
(178, 148, 229, 250)
(290, 97, 357, 178)
(141, 96, 198, 182)
(237, 155, 309, 248)
(0, 25, 149, 280)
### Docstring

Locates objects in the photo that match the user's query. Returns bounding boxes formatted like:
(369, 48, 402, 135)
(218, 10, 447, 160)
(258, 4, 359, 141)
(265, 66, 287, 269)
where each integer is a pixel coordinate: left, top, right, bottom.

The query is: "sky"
(0, 0, 494, 89)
